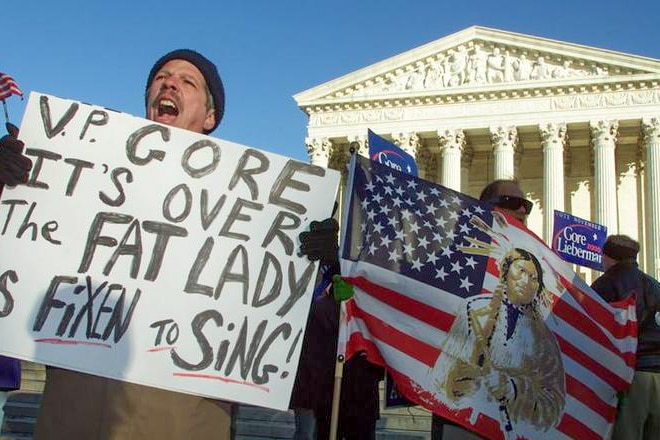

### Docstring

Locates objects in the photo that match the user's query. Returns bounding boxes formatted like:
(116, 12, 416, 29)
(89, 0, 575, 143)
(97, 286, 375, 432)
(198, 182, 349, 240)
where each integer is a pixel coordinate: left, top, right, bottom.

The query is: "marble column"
(540, 122, 567, 244)
(305, 137, 332, 168)
(461, 146, 474, 194)
(642, 118, 660, 278)
(437, 129, 465, 191)
(590, 120, 619, 233)
(490, 126, 518, 180)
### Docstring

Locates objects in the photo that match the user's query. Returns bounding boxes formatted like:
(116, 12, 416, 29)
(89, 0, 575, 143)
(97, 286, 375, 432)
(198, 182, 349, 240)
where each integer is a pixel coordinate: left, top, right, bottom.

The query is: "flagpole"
(328, 147, 359, 440)
(1, 100, 8, 124)
(328, 353, 345, 440)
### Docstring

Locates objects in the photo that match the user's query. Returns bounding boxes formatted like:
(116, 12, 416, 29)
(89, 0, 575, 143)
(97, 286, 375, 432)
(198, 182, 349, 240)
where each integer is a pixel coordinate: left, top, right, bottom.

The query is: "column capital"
(489, 125, 518, 151)
(539, 122, 567, 148)
(642, 117, 660, 142)
(589, 120, 619, 146)
(437, 128, 466, 154)
(393, 132, 421, 158)
(305, 137, 332, 167)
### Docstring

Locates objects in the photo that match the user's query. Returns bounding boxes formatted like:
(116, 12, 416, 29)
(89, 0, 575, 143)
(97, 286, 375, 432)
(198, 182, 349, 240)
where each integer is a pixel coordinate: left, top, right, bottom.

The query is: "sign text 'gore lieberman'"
(552, 210, 607, 271)
(0, 93, 340, 410)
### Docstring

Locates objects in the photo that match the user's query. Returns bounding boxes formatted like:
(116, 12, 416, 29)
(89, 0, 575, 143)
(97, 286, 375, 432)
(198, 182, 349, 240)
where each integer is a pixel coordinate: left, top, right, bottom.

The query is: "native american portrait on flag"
(426, 216, 566, 435)
(338, 155, 637, 440)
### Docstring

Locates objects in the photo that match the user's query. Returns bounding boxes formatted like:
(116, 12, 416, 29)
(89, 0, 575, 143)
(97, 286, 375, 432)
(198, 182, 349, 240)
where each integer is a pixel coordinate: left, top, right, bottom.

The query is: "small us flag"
(0, 73, 24, 101)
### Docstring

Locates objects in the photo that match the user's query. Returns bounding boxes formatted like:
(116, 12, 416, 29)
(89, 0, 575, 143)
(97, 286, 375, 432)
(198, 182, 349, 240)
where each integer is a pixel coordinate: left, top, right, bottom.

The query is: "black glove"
(0, 123, 32, 186)
(299, 217, 340, 267)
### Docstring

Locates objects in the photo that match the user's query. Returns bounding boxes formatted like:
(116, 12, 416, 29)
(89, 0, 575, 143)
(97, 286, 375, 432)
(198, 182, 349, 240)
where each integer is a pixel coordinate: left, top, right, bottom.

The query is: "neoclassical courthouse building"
(294, 26, 660, 282)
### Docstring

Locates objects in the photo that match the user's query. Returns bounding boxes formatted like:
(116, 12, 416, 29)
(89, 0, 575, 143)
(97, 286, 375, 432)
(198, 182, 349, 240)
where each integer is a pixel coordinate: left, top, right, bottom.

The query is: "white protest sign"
(0, 92, 340, 410)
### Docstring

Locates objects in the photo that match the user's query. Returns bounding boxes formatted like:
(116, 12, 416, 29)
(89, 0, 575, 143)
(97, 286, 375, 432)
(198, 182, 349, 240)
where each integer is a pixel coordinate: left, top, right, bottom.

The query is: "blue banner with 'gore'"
(552, 210, 607, 271)
(368, 129, 418, 176)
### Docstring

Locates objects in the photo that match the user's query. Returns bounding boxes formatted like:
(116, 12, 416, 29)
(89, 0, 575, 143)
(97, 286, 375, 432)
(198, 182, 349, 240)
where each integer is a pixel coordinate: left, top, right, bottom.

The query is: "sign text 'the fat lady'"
(0, 93, 340, 410)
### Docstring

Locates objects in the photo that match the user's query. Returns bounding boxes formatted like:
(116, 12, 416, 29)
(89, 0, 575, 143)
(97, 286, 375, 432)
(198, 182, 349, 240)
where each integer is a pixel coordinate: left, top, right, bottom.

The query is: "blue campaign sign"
(552, 210, 607, 271)
(368, 129, 418, 176)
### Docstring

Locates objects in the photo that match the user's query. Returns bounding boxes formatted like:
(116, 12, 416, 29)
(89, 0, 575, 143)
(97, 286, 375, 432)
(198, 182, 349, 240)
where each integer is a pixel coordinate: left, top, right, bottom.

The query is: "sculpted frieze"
(344, 42, 623, 99)
(552, 90, 660, 110)
(309, 108, 405, 127)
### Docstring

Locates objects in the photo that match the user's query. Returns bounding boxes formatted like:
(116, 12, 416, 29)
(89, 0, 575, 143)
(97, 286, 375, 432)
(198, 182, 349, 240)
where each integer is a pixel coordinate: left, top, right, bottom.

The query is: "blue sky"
(3, 0, 660, 162)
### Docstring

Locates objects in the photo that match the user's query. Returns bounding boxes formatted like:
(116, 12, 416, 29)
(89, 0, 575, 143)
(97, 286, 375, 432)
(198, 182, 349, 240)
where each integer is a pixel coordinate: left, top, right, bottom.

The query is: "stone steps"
(1, 362, 432, 439)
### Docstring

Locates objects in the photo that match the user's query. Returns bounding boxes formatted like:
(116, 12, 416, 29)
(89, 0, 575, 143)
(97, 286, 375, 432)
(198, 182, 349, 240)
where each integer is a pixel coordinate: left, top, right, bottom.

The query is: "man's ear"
(203, 109, 216, 132)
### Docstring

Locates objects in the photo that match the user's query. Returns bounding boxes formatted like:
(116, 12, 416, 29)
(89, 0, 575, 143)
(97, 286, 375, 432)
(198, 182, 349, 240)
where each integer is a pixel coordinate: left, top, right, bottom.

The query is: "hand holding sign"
(298, 217, 339, 267)
(0, 123, 32, 187)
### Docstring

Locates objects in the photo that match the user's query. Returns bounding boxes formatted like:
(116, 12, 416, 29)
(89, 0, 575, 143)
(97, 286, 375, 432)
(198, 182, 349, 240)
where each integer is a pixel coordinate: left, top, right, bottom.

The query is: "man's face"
(506, 259, 539, 306)
(493, 182, 529, 223)
(146, 59, 215, 134)
(602, 254, 616, 271)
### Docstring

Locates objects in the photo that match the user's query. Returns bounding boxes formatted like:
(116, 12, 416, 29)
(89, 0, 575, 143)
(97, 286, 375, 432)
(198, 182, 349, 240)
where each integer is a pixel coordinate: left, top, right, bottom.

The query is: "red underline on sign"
(173, 372, 270, 393)
(35, 338, 112, 348)
(147, 346, 176, 352)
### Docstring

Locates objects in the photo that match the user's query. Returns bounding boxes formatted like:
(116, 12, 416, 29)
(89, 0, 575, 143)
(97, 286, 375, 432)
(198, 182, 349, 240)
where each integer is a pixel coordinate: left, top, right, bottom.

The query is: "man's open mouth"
(158, 99, 179, 117)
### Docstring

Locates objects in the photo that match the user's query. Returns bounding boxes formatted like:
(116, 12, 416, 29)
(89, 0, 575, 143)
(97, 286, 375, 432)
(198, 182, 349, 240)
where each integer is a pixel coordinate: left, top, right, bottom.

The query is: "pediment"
(294, 26, 660, 106)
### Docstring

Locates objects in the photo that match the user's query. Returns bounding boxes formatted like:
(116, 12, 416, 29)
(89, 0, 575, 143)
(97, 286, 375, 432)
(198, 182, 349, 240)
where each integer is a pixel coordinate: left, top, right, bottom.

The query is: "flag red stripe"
(556, 413, 601, 440)
(345, 330, 386, 366)
(345, 299, 441, 367)
(486, 257, 499, 276)
(565, 374, 616, 422)
(555, 333, 630, 391)
(345, 276, 456, 332)
(559, 273, 637, 339)
(552, 295, 636, 367)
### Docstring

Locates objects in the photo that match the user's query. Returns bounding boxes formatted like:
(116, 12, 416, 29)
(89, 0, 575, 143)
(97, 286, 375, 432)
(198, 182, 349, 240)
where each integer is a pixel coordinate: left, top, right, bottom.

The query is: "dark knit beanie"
(146, 49, 225, 134)
(603, 235, 640, 261)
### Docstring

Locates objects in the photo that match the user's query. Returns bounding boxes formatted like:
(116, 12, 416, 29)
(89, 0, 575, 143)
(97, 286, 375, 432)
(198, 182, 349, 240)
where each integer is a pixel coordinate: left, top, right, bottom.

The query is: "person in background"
(23, 49, 234, 440)
(298, 287, 384, 440)
(432, 178, 533, 440)
(591, 235, 660, 440)
(297, 218, 384, 439)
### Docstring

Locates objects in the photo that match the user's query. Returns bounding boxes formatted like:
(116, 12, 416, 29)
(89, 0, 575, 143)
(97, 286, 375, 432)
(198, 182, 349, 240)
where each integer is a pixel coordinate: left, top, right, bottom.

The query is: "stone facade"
(295, 26, 660, 281)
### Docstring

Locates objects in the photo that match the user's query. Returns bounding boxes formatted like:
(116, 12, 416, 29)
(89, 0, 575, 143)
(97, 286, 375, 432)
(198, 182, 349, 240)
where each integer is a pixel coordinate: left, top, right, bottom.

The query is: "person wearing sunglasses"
(479, 179, 533, 224)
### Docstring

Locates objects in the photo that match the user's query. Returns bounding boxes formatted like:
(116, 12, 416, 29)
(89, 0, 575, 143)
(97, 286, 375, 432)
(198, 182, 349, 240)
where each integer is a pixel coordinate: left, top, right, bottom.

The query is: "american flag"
(338, 155, 637, 440)
(0, 73, 24, 101)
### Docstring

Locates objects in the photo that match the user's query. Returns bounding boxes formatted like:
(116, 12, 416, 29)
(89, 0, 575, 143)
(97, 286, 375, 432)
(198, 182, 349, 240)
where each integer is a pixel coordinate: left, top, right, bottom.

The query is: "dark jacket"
(591, 260, 660, 371)
(291, 293, 384, 438)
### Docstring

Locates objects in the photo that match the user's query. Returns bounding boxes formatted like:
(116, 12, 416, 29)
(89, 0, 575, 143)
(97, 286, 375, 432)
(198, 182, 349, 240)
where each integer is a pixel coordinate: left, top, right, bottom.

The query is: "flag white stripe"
(342, 259, 475, 315)
(352, 287, 448, 349)
(562, 395, 611, 437)
(345, 316, 433, 382)
(561, 355, 618, 408)
(551, 313, 634, 383)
